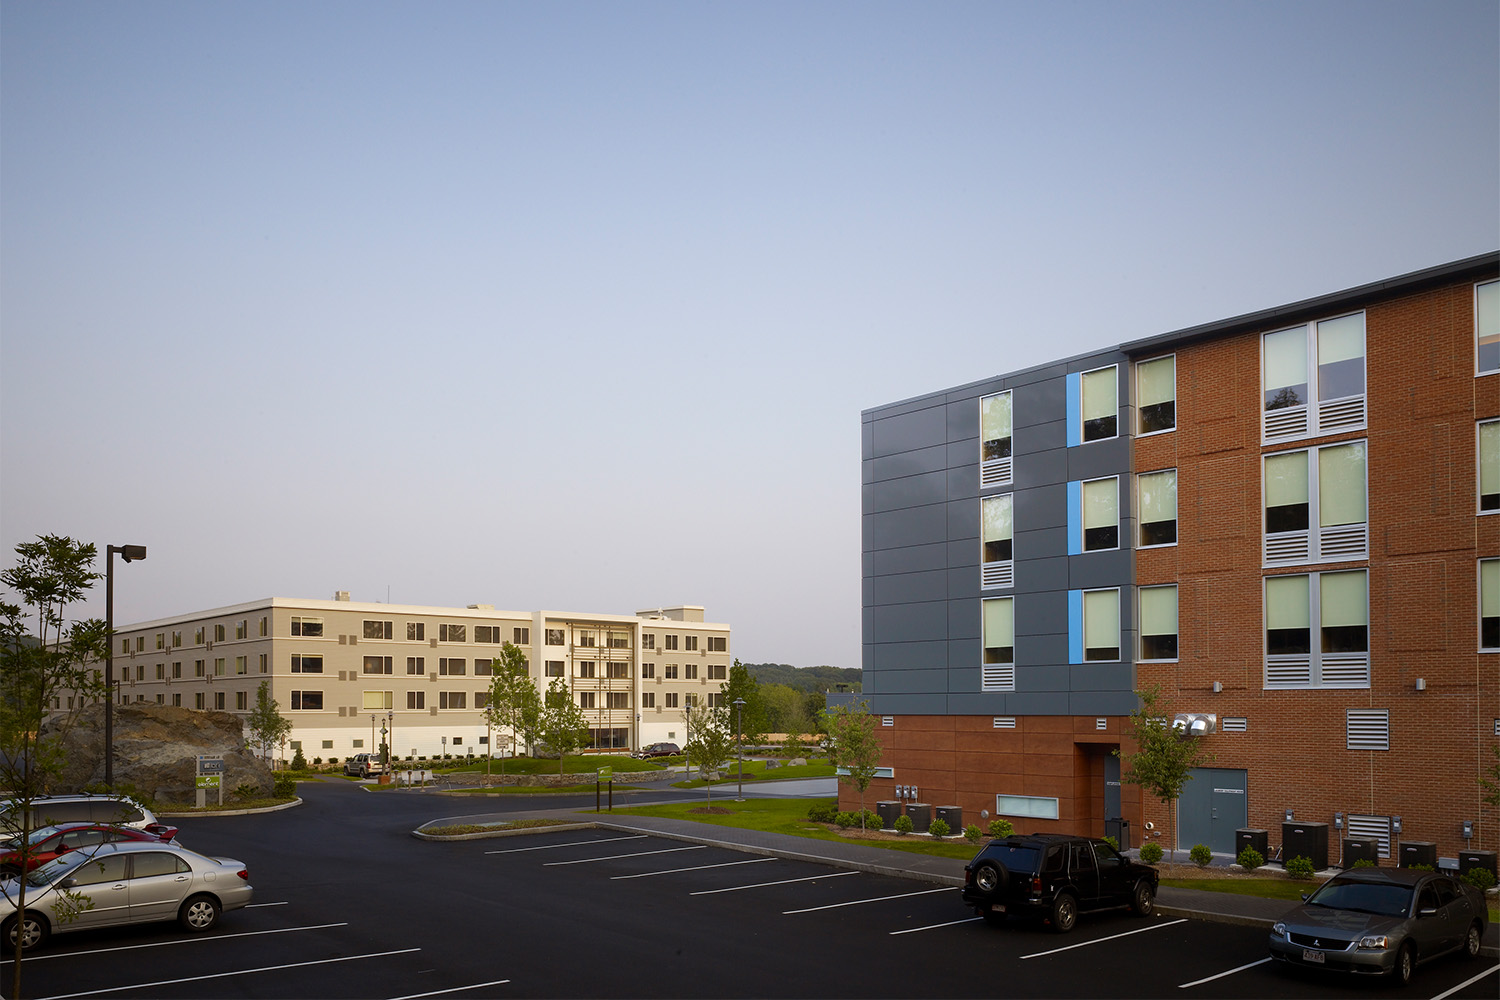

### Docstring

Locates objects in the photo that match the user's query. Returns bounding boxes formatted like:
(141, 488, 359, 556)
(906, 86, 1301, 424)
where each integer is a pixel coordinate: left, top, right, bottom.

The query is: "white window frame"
(1135, 354, 1176, 436)
(1477, 279, 1499, 377)
(1082, 588, 1121, 663)
(1137, 469, 1177, 549)
(981, 597, 1015, 692)
(1479, 419, 1499, 515)
(1262, 441, 1368, 566)
(1137, 584, 1178, 663)
(1080, 476, 1120, 553)
(979, 390, 1014, 488)
(1263, 570, 1370, 689)
(1481, 559, 1499, 653)
(981, 493, 1014, 589)
(1261, 311, 1367, 443)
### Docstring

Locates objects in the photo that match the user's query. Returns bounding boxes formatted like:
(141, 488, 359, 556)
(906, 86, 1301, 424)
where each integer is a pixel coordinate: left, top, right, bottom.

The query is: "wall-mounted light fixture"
(1211, 681, 1223, 693)
(1415, 678, 1427, 691)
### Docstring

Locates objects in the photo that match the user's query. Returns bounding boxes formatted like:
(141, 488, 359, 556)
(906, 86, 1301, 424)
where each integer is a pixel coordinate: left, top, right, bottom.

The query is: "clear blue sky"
(3, 1, 1496, 669)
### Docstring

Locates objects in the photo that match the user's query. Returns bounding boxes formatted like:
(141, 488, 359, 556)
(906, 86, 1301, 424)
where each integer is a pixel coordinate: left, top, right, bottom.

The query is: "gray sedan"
(1268, 867, 1486, 985)
(0, 840, 253, 950)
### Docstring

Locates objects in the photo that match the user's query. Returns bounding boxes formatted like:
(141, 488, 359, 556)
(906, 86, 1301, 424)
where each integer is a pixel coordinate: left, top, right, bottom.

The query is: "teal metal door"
(1177, 767, 1247, 855)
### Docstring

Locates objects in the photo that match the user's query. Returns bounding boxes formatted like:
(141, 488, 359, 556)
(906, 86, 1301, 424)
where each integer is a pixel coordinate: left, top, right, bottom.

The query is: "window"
(642, 662, 655, 678)
(235, 620, 247, 640)
(578, 691, 596, 709)
(475, 692, 489, 709)
(577, 630, 596, 647)
(1139, 585, 1178, 661)
(1263, 442, 1367, 564)
(194, 627, 204, 645)
(707, 664, 725, 680)
(363, 656, 393, 675)
(1080, 366, 1117, 442)
(995, 794, 1059, 820)
(155, 633, 165, 650)
(545, 629, 565, 646)
(981, 493, 1014, 588)
(707, 692, 725, 708)
(213, 625, 225, 642)
(474, 658, 493, 676)
(1482, 560, 1499, 650)
(545, 660, 564, 677)
(194, 660, 205, 677)
(171, 630, 182, 648)
(1263, 312, 1366, 441)
(439, 658, 466, 676)
(684, 663, 698, 680)
(665, 692, 679, 708)
(259, 617, 268, 637)
(156, 694, 165, 705)
(259, 653, 267, 672)
(608, 632, 629, 648)
(363, 691, 394, 710)
(1137, 355, 1176, 433)
(322, 740, 333, 750)
(684, 693, 700, 708)
(513, 627, 530, 644)
(1132, 470, 1177, 547)
(407, 691, 425, 710)
(194, 692, 205, 709)
(980, 390, 1013, 486)
(172, 662, 181, 678)
(1264, 571, 1369, 688)
(136, 664, 144, 680)
(291, 691, 323, 710)
(364, 620, 394, 640)
(439, 692, 467, 710)
(407, 622, 425, 641)
(235, 656, 247, 675)
(1082, 589, 1120, 662)
(982, 597, 1014, 692)
(1346, 709, 1389, 751)
(1478, 279, 1499, 374)
(577, 660, 596, 678)
(292, 655, 323, 673)
(155, 663, 165, 680)
(607, 691, 629, 709)
(214, 658, 225, 675)
(664, 663, 678, 679)
(439, 624, 466, 643)
(684, 636, 698, 651)
(292, 617, 323, 637)
(1481, 421, 1499, 512)
(404, 656, 425, 675)
(708, 636, 726, 652)
(607, 661, 629, 679)
(642, 634, 656, 650)
(1080, 477, 1119, 552)
(664, 634, 679, 650)
(474, 626, 503, 644)
(642, 692, 656, 709)
(172, 693, 181, 706)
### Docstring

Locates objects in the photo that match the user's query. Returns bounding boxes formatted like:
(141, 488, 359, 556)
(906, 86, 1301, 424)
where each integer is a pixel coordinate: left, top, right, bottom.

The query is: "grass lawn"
(431, 754, 671, 776)
(671, 758, 836, 787)
(1158, 877, 1311, 902)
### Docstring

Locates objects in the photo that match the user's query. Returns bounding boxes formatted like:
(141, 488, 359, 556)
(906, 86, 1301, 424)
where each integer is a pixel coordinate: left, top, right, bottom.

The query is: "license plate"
(991, 904, 1006, 914)
(1301, 949, 1325, 964)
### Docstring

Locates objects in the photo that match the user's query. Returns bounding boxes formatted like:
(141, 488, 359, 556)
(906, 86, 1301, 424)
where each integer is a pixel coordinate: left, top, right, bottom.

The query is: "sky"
(2, 1, 1497, 670)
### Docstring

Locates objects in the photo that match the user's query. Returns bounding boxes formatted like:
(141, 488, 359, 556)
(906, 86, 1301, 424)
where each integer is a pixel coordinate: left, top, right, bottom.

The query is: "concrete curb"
(412, 821, 595, 842)
(1156, 904, 1273, 929)
(157, 797, 303, 819)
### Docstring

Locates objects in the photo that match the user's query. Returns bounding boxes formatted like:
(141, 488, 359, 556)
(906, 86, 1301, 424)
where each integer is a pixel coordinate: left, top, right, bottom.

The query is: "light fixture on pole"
(733, 698, 746, 802)
(104, 544, 146, 787)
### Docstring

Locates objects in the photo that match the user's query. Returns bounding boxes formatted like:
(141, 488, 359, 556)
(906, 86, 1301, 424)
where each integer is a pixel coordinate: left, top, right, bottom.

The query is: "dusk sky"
(3, 1, 1497, 669)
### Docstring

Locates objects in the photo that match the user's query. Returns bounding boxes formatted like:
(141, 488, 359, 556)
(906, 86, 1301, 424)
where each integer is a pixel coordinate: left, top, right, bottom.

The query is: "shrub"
(328, 757, 339, 765)
(233, 783, 258, 801)
(854, 809, 882, 829)
(1460, 867, 1497, 890)
(290, 747, 307, 771)
(1189, 844, 1212, 868)
(1286, 855, 1316, 880)
(834, 811, 855, 829)
(807, 803, 837, 824)
(987, 818, 1014, 839)
(1237, 846, 1265, 870)
(312, 757, 322, 766)
(1139, 842, 1163, 864)
(964, 824, 983, 843)
(1102, 835, 1119, 852)
(894, 815, 914, 835)
(273, 773, 296, 798)
(1351, 858, 1376, 869)
(1406, 862, 1436, 872)
(928, 818, 951, 838)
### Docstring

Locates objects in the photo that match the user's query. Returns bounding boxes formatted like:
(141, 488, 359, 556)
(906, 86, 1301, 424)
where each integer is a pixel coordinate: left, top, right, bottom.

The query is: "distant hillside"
(741, 662, 861, 693)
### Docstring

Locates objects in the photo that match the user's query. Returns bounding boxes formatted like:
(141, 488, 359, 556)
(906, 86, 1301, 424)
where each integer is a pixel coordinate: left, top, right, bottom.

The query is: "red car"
(0, 821, 180, 878)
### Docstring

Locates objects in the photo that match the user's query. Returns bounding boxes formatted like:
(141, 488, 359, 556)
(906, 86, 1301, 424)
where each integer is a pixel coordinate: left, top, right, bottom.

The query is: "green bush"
(1189, 844, 1213, 868)
(1351, 858, 1376, 869)
(328, 757, 340, 765)
(1102, 835, 1119, 852)
(1460, 867, 1497, 890)
(1237, 846, 1265, 870)
(807, 802, 837, 823)
(233, 783, 258, 801)
(855, 809, 882, 829)
(928, 818, 951, 838)
(963, 824, 983, 843)
(1139, 842, 1163, 864)
(987, 818, 1014, 838)
(273, 773, 296, 798)
(1406, 862, 1436, 872)
(290, 747, 307, 770)
(834, 811, 855, 829)
(894, 814, 914, 835)
(1286, 855, 1316, 880)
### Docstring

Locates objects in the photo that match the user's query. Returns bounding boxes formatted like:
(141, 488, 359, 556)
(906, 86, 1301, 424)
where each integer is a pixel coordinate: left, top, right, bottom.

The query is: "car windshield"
(983, 845, 1041, 871)
(1307, 879, 1413, 917)
(23, 851, 92, 888)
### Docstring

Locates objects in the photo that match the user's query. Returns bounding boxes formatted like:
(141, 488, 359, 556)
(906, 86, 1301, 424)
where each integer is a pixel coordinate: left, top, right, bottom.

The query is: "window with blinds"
(1264, 442, 1367, 565)
(1479, 280, 1499, 374)
(1137, 355, 1176, 433)
(1083, 589, 1120, 662)
(1263, 313, 1366, 442)
(982, 598, 1014, 692)
(981, 494, 1014, 589)
(1139, 585, 1178, 661)
(1138, 470, 1177, 547)
(1265, 571, 1368, 688)
(1080, 366, 1117, 442)
(980, 391, 1013, 487)
(1481, 560, 1498, 651)
(1082, 477, 1119, 552)
(1480, 421, 1499, 512)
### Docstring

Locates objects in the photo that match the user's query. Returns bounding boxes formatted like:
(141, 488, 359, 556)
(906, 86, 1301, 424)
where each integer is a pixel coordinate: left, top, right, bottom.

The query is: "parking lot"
(7, 781, 1497, 999)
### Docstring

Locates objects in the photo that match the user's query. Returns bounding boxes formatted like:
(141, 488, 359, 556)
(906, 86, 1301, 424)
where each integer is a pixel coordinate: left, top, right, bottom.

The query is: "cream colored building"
(96, 594, 731, 762)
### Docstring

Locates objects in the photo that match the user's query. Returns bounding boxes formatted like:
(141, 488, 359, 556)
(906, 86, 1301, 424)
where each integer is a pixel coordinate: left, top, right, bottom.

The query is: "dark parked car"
(0, 821, 180, 878)
(632, 742, 681, 759)
(1268, 867, 1486, 985)
(961, 834, 1159, 933)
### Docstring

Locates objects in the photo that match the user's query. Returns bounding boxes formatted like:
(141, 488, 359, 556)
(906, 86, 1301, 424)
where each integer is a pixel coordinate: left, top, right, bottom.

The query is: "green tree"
(689, 709, 734, 806)
(483, 643, 539, 778)
(759, 682, 808, 735)
(536, 678, 589, 777)
(246, 680, 292, 768)
(1115, 686, 1211, 861)
(719, 660, 767, 745)
(821, 700, 884, 830)
(0, 535, 112, 995)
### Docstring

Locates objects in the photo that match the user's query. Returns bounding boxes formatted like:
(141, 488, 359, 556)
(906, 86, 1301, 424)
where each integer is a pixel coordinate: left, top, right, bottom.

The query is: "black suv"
(961, 834, 1159, 933)
(631, 742, 681, 759)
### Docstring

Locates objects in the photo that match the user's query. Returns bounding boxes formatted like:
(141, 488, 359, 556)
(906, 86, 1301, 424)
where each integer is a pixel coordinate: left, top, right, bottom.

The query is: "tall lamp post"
(733, 697, 746, 802)
(104, 544, 147, 787)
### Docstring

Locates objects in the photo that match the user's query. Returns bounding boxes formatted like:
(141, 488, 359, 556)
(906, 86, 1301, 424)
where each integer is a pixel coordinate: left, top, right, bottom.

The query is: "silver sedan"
(0, 840, 252, 950)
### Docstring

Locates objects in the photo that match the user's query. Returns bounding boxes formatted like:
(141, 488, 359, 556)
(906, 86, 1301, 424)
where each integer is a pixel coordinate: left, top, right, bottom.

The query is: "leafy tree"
(536, 678, 589, 777)
(483, 643, 539, 777)
(759, 682, 810, 735)
(246, 680, 292, 767)
(1115, 686, 1211, 861)
(689, 709, 734, 806)
(821, 700, 883, 830)
(719, 660, 767, 745)
(0, 535, 112, 995)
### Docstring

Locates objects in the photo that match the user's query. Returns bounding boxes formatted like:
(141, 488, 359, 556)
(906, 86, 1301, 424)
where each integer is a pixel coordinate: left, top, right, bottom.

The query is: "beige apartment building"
(97, 594, 731, 762)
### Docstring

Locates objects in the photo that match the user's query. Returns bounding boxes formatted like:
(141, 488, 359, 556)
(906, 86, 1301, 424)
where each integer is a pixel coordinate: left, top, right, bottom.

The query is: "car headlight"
(1271, 922, 1287, 937)
(1357, 935, 1392, 950)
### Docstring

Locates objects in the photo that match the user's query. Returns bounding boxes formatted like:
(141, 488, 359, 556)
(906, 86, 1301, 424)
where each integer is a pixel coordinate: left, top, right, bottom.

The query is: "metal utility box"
(1341, 837, 1379, 868)
(1281, 821, 1329, 871)
(876, 801, 901, 830)
(1459, 850, 1496, 881)
(1398, 841, 1438, 869)
(907, 803, 932, 833)
(1236, 828, 1269, 860)
(935, 805, 963, 832)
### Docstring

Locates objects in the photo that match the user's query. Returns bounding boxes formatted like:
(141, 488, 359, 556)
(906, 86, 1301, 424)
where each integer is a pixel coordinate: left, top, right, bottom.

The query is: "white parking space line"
(1177, 957, 1271, 988)
(783, 887, 952, 914)
(35, 948, 421, 1000)
(611, 857, 773, 880)
(388, 980, 512, 999)
(889, 917, 985, 935)
(245, 901, 288, 907)
(3, 923, 350, 963)
(544, 845, 705, 866)
(1020, 918, 1186, 959)
(1431, 964, 1500, 1000)
(691, 871, 858, 895)
(485, 835, 646, 855)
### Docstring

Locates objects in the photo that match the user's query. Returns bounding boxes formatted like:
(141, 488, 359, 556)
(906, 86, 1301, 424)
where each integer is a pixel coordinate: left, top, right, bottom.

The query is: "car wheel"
(2, 913, 48, 951)
(1130, 879, 1155, 916)
(179, 894, 220, 933)
(1049, 892, 1078, 933)
(1464, 921, 1482, 960)
(972, 860, 1007, 895)
(1391, 941, 1415, 986)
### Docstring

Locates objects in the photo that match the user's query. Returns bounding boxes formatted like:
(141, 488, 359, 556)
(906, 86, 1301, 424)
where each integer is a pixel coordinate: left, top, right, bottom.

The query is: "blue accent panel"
(1065, 372, 1081, 447)
(1068, 590, 1083, 664)
(1066, 480, 1082, 555)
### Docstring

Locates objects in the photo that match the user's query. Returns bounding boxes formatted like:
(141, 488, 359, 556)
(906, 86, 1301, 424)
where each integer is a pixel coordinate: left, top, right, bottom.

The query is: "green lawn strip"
(672, 759, 835, 788)
(421, 818, 577, 836)
(432, 754, 668, 776)
(1158, 877, 1311, 902)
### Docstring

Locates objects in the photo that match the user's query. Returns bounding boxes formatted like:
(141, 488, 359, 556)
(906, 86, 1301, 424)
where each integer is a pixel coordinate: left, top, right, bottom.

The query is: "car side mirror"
(1300, 893, 1309, 901)
(59, 878, 76, 888)
(57, 845, 71, 854)
(1419, 907, 1437, 917)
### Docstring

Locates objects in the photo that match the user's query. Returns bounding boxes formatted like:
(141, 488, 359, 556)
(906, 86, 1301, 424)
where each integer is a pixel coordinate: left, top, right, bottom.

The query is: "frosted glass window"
(1265, 452, 1310, 533)
(1264, 327, 1308, 410)
(1082, 477, 1119, 551)
(1139, 585, 1178, 661)
(982, 494, 1013, 562)
(1479, 280, 1499, 374)
(1137, 356, 1175, 433)
(1083, 589, 1120, 661)
(981, 392, 1013, 459)
(1318, 443, 1367, 527)
(1080, 367, 1117, 441)
(1481, 421, 1499, 512)
(983, 598, 1014, 665)
(996, 795, 1059, 820)
(1139, 470, 1177, 546)
(1320, 571, 1368, 653)
(1266, 575, 1311, 654)
(1316, 314, 1365, 400)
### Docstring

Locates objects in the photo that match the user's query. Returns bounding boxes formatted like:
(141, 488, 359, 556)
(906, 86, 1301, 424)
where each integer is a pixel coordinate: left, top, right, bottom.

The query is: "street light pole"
(733, 697, 746, 802)
(104, 544, 146, 787)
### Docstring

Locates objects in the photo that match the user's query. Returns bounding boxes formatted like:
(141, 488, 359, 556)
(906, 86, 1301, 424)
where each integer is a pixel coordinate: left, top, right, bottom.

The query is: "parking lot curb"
(157, 797, 303, 818)
(412, 822, 596, 841)
(1155, 904, 1273, 929)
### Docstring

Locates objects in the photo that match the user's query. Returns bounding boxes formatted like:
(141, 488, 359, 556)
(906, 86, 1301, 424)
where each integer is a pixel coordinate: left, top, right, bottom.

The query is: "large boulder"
(41, 703, 273, 804)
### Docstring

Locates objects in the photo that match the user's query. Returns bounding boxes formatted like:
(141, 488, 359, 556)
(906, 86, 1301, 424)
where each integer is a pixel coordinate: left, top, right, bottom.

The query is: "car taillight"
(1030, 876, 1042, 894)
(236, 869, 249, 881)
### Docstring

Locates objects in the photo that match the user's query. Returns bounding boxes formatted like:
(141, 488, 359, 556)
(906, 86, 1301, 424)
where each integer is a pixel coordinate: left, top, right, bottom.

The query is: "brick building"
(859, 252, 1499, 862)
